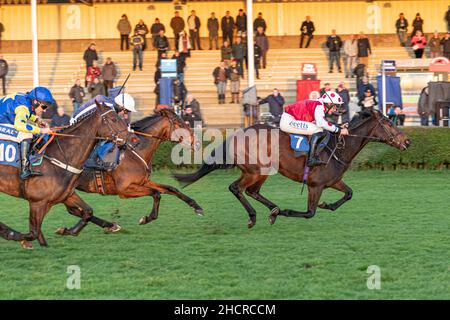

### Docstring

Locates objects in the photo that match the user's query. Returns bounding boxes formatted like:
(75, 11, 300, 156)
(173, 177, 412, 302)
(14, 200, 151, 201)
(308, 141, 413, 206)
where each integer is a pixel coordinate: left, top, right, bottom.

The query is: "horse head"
(157, 108, 199, 151)
(95, 100, 133, 147)
(352, 108, 411, 151)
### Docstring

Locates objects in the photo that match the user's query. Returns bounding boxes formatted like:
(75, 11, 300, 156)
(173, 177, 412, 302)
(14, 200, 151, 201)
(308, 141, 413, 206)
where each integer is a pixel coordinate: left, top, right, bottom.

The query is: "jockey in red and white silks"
(280, 91, 349, 167)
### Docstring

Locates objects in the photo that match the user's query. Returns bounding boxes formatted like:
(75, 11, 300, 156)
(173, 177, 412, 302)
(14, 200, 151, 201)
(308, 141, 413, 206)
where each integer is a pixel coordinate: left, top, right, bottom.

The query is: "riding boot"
(307, 133, 327, 167)
(20, 139, 42, 180)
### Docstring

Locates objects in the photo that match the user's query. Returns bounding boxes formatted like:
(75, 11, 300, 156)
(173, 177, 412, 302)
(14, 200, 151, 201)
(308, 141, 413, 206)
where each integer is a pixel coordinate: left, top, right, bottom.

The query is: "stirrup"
(307, 157, 327, 167)
(20, 169, 42, 180)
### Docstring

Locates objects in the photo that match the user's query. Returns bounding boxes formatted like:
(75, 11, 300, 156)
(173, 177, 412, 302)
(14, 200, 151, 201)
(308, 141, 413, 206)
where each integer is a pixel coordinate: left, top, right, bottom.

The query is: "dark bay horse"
(55, 108, 203, 236)
(0, 102, 132, 248)
(174, 108, 411, 228)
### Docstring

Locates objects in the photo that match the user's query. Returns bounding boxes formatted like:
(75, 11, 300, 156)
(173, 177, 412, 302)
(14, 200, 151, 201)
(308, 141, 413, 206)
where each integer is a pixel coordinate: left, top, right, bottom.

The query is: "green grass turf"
(0, 170, 449, 299)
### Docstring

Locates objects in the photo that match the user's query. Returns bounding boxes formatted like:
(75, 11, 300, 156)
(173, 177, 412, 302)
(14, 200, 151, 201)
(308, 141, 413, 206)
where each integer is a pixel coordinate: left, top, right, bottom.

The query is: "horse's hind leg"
(143, 181, 204, 215)
(245, 176, 281, 225)
(318, 180, 353, 212)
(229, 173, 260, 228)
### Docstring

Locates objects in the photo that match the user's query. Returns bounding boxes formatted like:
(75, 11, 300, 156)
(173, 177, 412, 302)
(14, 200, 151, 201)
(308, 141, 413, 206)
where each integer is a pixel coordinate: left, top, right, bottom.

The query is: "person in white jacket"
(343, 34, 358, 78)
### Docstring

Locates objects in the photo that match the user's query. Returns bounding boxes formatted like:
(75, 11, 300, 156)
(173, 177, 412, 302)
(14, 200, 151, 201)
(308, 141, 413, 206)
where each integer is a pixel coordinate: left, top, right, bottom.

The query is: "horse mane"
(58, 107, 98, 134)
(348, 108, 377, 130)
(131, 113, 163, 131)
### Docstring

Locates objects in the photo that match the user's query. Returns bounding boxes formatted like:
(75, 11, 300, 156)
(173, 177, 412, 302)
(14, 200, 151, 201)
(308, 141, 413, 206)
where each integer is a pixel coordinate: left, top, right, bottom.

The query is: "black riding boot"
(20, 139, 42, 180)
(307, 133, 327, 167)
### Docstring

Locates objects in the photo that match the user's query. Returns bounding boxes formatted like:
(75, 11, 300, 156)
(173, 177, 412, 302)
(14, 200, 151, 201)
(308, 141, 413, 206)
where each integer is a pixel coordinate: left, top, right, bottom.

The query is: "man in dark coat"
(83, 43, 98, 86)
(300, 16, 315, 48)
(187, 10, 202, 50)
(258, 88, 285, 124)
(255, 27, 269, 69)
(417, 86, 429, 126)
(150, 18, 165, 49)
(411, 13, 424, 37)
(154, 29, 170, 59)
(326, 30, 343, 73)
(170, 11, 185, 50)
(183, 94, 203, 128)
(221, 11, 235, 44)
(117, 14, 132, 51)
(0, 54, 8, 95)
(446, 7, 450, 32)
(357, 32, 372, 67)
(253, 12, 267, 32)
(235, 9, 247, 38)
(102, 57, 117, 95)
(395, 13, 409, 46)
(254, 41, 262, 79)
(134, 19, 149, 51)
(440, 32, 450, 59)
(207, 12, 219, 50)
(232, 37, 245, 77)
(51, 107, 71, 127)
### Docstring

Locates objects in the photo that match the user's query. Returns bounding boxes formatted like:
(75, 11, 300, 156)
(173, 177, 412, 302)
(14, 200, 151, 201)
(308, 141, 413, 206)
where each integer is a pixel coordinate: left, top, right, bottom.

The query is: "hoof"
(139, 216, 149, 225)
(268, 207, 280, 225)
(318, 202, 328, 209)
(55, 227, 67, 236)
(104, 222, 122, 233)
(195, 208, 204, 216)
(20, 240, 33, 249)
(247, 219, 256, 229)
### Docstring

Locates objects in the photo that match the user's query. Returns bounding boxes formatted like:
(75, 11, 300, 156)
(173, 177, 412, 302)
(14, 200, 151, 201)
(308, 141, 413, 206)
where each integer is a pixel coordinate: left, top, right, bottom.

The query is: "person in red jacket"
(280, 92, 349, 166)
(86, 60, 102, 87)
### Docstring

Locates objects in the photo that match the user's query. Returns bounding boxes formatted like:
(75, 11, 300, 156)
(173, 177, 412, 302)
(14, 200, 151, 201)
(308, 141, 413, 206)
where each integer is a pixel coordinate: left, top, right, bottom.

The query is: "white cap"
(320, 91, 343, 105)
(115, 93, 136, 112)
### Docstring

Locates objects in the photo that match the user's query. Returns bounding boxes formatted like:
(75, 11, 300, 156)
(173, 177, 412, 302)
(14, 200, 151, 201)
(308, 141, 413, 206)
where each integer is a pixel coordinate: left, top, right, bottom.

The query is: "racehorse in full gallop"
(55, 108, 203, 236)
(174, 108, 411, 228)
(0, 101, 133, 248)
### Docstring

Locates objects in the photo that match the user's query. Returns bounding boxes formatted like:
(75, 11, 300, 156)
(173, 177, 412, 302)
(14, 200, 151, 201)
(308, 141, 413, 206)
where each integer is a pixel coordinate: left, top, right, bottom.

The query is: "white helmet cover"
(320, 91, 343, 105)
(115, 93, 136, 112)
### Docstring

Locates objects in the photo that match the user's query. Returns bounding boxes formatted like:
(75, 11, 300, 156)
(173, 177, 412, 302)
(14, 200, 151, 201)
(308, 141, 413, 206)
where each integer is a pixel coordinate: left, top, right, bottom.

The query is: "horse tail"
(173, 140, 235, 187)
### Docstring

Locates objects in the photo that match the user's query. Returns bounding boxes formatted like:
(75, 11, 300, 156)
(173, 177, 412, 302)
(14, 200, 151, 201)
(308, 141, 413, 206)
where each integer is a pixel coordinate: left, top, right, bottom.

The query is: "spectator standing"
(130, 31, 144, 71)
(221, 41, 233, 64)
(229, 59, 241, 103)
(395, 13, 409, 46)
(154, 29, 170, 59)
(117, 14, 132, 51)
(417, 86, 429, 126)
(150, 18, 165, 49)
(0, 54, 8, 95)
(212, 62, 230, 104)
(344, 34, 358, 78)
(336, 82, 350, 123)
(353, 63, 367, 88)
(320, 83, 331, 96)
(207, 12, 220, 50)
(178, 30, 192, 60)
(83, 43, 98, 87)
(69, 79, 85, 113)
(258, 88, 285, 124)
(51, 107, 71, 127)
(172, 51, 186, 83)
(232, 36, 245, 78)
(170, 11, 185, 50)
(221, 11, 235, 44)
(86, 60, 101, 87)
(102, 57, 117, 95)
(254, 40, 262, 79)
(300, 16, 315, 48)
(235, 9, 247, 39)
(253, 12, 267, 33)
(429, 32, 442, 58)
(326, 30, 343, 73)
(446, 6, 450, 32)
(89, 77, 105, 98)
(172, 79, 187, 110)
(183, 94, 203, 128)
(411, 30, 427, 58)
(134, 19, 149, 51)
(357, 32, 371, 67)
(255, 26, 269, 69)
(441, 32, 450, 59)
(411, 13, 424, 38)
(187, 10, 202, 50)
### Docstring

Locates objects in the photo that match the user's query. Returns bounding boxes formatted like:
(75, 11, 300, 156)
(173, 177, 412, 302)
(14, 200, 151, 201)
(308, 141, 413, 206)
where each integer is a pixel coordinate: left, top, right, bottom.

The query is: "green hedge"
(152, 127, 450, 170)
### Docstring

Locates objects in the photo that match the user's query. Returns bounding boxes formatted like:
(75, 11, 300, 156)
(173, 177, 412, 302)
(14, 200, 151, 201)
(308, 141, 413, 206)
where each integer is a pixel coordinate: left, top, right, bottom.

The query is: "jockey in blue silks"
(71, 87, 136, 170)
(0, 87, 55, 179)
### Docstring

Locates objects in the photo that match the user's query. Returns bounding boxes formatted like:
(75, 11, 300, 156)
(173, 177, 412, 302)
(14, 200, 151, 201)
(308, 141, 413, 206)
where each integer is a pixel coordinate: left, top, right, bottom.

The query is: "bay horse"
(174, 108, 411, 228)
(0, 101, 132, 248)
(55, 108, 203, 236)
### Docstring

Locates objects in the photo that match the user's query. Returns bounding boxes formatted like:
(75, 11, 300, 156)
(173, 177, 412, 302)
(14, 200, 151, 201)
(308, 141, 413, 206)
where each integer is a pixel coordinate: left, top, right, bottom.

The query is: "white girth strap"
(47, 157, 84, 174)
(131, 150, 149, 171)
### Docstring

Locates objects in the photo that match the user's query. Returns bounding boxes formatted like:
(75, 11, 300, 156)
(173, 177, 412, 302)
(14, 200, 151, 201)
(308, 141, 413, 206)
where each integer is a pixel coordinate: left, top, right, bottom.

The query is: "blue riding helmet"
(28, 86, 55, 105)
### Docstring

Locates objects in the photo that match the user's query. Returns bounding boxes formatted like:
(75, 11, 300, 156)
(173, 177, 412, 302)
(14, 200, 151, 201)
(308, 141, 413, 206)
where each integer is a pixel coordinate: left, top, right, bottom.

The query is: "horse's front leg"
(280, 186, 324, 219)
(318, 180, 353, 211)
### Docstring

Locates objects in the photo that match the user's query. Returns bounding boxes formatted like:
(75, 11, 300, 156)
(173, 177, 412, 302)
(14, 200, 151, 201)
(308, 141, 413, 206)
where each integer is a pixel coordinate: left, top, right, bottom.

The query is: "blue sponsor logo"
(289, 121, 309, 130)
(0, 124, 19, 138)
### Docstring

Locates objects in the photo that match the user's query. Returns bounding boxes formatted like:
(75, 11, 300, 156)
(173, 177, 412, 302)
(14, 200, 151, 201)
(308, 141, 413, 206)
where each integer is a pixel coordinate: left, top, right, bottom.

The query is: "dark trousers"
(261, 51, 267, 68)
(189, 30, 202, 49)
(174, 33, 180, 50)
(120, 34, 129, 50)
(209, 34, 218, 49)
(133, 48, 143, 69)
(329, 52, 342, 71)
(1, 76, 5, 95)
(103, 80, 114, 96)
(236, 58, 244, 76)
(300, 34, 313, 48)
(255, 60, 260, 78)
(414, 49, 424, 58)
(223, 30, 233, 44)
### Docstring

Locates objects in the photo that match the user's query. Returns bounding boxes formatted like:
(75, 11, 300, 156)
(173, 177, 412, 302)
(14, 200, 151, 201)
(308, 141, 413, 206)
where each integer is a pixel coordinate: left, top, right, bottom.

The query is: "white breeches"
(279, 112, 323, 135)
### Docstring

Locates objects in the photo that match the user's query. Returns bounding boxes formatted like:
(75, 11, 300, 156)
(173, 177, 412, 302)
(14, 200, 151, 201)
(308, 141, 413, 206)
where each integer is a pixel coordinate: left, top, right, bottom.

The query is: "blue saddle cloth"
(0, 134, 49, 169)
(289, 133, 330, 154)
